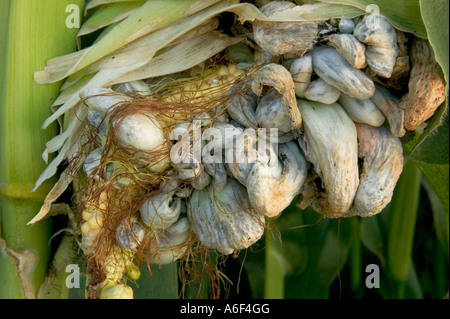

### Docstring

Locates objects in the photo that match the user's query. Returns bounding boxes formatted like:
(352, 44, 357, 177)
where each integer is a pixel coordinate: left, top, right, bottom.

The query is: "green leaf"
(417, 162, 449, 213)
(240, 248, 265, 299)
(387, 160, 421, 295)
(405, 263, 423, 299)
(409, 102, 448, 165)
(317, 0, 427, 38)
(360, 214, 386, 266)
(423, 178, 449, 255)
(37, 0, 222, 83)
(420, 0, 449, 85)
(349, 217, 362, 292)
(282, 207, 353, 298)
(264, 230, 286, 299)
(130, 263, 179, 299)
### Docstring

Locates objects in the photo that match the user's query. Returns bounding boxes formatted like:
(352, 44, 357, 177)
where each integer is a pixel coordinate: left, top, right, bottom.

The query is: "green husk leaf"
(77, 1, 146, 38)
(316, 0, 427, 38)
(84, 0, 140, 13)
(112, 31, 242, 83)
(35, 0, 222, 84)
(62, 16, 220, 91)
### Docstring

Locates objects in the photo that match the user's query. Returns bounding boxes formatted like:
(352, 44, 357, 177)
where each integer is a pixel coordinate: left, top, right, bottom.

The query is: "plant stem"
(0, 0, 84, 298)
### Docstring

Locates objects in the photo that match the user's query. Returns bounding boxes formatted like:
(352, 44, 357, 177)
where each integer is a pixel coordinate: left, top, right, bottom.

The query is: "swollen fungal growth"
(370, 84, 406, 138)
(326, 34, 366, 69)
(225, 80, 258, 128)
(246, 141, 307, 218)
(148, 217, 192, 265)
(289, 55, 313, 99)
(311, 47, 375, 100)
(297, 100, 359, 217)
(31, 0, 446, 299)
(253, 1, 319, 56)
(188, 178, 265, 255)
(354, 14, 399, 78)
(338, 93, 385, 127)
(140, 180, 181, 229)
(343, 124, 403, 217)
(304, 78, 341, 104)
(399, 39, 446, 131)
(256, 89, 295, 133)
(251, 63, 301, 130)
(80, 87, 169, 173)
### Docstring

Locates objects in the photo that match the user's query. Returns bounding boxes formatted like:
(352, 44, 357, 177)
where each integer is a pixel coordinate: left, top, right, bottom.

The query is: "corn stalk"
(0, 0, 84, 298)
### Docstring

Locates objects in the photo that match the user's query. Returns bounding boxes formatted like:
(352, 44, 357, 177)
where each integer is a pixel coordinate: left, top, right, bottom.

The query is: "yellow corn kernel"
(102, 246, 135, 287)
(253, 50, 262, 62)
(84, 192, 108, 214)
(81, 222, 91, 235)
(100, 284, 133, 299)
(82, 210, 93, 221)
(125, 264, 141, 281)
(88, 212, 104, 230)
(233, 68, 246, 77)
(216, 64, 229, 78)
(227, 63, 237, 75)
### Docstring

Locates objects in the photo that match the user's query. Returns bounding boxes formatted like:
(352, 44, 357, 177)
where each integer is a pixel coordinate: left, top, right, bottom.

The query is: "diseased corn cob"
(30, 0, 446, 299)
